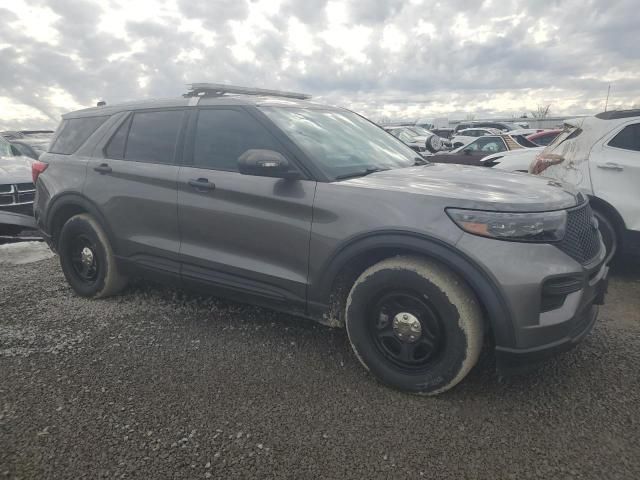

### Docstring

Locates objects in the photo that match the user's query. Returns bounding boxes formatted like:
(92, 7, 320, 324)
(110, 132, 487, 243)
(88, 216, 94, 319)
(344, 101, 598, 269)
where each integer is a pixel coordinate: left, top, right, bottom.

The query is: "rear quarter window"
(49, 116, 109, 155)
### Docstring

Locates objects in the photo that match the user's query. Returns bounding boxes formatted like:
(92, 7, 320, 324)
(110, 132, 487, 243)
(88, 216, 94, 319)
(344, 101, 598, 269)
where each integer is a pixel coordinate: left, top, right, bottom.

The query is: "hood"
(481, 147, 543, 163)
(338, 163, 581, 212)
(0, 155, 34, 184)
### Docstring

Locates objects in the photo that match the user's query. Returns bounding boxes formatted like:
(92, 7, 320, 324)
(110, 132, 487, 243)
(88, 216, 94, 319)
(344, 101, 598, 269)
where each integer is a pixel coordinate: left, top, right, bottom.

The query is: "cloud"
(1, 0, 639, 129)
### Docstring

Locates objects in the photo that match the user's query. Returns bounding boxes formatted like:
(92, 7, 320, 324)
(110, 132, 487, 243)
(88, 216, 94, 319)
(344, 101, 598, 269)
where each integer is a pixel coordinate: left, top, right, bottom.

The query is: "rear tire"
(345, 256, 483, 395)
(58, 213, 127, 298)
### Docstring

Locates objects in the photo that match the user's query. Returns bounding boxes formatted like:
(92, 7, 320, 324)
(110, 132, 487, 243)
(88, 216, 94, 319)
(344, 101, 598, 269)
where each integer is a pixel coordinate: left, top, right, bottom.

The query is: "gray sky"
(1, 0, 639, 129)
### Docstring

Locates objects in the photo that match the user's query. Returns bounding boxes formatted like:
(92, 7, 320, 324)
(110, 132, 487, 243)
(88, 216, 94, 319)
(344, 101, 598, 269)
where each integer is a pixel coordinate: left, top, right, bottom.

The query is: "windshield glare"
(260, 107, 419, 179)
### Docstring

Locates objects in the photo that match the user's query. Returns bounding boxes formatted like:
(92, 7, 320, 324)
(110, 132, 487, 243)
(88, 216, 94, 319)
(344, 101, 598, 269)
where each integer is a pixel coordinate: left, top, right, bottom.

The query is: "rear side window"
(122, 110, 184, 164)
(49, 116, 109, 154)
(192, 109, 283, 171)
(104, 115, 132, 160)
(608, 123, 640, 152)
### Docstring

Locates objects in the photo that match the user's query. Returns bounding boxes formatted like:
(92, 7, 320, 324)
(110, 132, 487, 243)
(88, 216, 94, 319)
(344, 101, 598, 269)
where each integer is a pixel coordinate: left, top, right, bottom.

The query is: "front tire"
(58, 213, 127, 298)
(345, 256, 483, 395)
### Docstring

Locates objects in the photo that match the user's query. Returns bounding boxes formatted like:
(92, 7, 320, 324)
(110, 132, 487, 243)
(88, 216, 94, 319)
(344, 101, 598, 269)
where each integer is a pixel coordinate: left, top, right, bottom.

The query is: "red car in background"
(526, 129, 562, 147)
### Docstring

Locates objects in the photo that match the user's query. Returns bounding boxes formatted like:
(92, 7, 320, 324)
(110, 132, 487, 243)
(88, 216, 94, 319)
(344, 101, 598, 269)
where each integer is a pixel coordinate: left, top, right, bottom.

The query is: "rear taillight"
(32, 161, 49, 184)
(529, 152, 565, 175)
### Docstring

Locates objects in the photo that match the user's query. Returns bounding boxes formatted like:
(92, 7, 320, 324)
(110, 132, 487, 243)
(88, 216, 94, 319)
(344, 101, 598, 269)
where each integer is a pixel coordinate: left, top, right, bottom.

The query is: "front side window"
(123, 110, 184, 164)
(193, 109, 283, 171)
(466, 137, 507, 153)
(608, 123, 640, 152)
(260, 107, 419, 179)
(50, 116, 109, 155)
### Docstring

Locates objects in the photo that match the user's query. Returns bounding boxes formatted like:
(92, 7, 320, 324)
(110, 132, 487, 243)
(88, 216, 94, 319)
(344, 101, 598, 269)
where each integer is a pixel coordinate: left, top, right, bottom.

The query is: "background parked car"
(9, 140, 40, 159)
(450, 127, 501, 148)
(430, 134, 523, 166)
(452, 121, 528, 135)
(481, 147, 543, 172)
(0, 136, 37, 236)
(0, 130, 53, 157)
(383, 126, 442, 155)
(530, 110, 640, 260)
(527, 129, 562, 146)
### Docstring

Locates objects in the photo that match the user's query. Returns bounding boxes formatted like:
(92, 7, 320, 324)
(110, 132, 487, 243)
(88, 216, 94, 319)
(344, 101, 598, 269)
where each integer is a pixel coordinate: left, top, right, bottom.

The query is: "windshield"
(0, 137, 13, 157)
(260, 107, 420, 180)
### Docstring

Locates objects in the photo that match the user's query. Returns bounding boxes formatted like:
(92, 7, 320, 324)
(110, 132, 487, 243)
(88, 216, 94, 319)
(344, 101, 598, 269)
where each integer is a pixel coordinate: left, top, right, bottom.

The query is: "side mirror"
(238, 149, 301, 179)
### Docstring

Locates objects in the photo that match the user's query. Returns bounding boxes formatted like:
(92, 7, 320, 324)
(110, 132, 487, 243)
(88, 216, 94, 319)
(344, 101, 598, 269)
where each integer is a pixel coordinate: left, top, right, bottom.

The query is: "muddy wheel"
(345, 256, 483, 395)
(58, 213, 127, 298)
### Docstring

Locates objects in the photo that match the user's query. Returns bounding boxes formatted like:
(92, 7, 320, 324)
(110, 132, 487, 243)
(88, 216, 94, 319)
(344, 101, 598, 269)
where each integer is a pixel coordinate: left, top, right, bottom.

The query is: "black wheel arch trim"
(310, 230, 516, 347)
(587, 195, 626, 230)
(44, 193, 117, 251)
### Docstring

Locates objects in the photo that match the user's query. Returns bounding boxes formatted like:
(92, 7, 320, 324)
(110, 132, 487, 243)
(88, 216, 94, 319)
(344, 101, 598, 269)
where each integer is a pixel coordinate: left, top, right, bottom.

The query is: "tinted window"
(50, 116, 109, 154)
(125, 110, 184, 164)
(193, 109, 282, 171)
(105, 115, 132, 160)
(608, 124, 640, 152)
(466, 137, 506, 153)
(532, 132, 558, 146)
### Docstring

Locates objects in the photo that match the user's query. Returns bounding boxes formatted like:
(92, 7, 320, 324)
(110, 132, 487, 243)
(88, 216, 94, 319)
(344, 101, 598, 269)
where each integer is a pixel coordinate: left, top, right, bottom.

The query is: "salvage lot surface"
(1, 253, 639, 479)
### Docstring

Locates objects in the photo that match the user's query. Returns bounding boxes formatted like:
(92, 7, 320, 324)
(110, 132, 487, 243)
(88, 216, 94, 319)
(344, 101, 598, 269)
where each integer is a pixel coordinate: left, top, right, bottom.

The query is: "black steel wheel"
(58, 213, 127, 298)
(369, 291, 445, 371)
(68, 234, 99, 283)
(345, 256, 483, 395)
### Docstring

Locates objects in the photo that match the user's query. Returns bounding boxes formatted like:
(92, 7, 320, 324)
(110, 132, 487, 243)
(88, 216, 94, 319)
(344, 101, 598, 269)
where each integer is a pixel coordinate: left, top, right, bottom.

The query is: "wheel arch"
(308, 231, 515, 347)
(587, 195, 626, 249)
(46, 193, 116, 252)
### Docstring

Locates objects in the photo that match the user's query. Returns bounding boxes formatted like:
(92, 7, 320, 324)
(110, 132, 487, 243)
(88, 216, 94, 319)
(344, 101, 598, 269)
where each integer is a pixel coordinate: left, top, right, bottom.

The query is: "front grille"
(556, 203, 601, 264)
(0, 182, 36, 213)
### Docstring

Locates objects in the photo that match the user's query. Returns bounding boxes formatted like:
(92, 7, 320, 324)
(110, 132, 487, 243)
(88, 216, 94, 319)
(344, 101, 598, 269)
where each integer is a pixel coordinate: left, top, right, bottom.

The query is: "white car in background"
(530, 110, 640, 260)
(450, 128, 500, 148)
(481, 147, 543, 172)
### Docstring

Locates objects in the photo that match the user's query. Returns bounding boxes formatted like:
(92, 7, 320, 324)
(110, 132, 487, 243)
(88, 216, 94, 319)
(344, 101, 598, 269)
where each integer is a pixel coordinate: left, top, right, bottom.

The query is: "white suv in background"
(530, 110, 640, 260)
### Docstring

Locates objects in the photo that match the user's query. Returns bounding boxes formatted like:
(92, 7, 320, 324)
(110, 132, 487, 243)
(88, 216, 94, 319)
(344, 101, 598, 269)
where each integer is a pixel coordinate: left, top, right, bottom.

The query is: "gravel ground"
(1, 252, 639, 479)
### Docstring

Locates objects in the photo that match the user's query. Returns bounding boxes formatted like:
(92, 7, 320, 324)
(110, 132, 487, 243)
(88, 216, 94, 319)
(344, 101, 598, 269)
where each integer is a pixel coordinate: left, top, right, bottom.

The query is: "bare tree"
(531, 104, 552, 119)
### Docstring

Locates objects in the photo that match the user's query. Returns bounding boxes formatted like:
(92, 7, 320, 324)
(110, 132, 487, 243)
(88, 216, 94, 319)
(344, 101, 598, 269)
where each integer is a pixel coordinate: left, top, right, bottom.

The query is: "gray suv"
(34, 84, 609, 395)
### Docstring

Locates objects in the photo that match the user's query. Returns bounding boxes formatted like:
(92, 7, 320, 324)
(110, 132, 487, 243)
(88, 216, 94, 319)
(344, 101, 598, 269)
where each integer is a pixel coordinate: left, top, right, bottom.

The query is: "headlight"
(446, 208, 567, 242)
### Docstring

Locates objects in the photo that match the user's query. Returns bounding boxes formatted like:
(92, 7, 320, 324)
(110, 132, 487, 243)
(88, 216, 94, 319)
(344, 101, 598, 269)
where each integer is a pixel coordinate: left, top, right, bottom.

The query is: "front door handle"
(94, 163, 112, 174)
(188, 178, 216, 192)
(597, 162, 624, 171)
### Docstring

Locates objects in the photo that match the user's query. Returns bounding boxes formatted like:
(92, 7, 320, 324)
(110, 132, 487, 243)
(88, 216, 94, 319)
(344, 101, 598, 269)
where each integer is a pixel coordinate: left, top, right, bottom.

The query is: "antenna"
(184, 83, 311, 100)
(604, 84, 611, 112)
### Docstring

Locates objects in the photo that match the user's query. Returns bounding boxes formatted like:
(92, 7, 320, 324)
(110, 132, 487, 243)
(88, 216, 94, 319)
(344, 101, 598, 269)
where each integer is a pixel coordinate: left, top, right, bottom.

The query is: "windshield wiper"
(334, 167, 389, 181)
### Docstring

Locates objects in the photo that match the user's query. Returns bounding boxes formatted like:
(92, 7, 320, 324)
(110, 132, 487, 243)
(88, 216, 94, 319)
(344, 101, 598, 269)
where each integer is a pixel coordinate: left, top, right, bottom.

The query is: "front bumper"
(455, 231, 609, 375)
(495, 267, 608, 375)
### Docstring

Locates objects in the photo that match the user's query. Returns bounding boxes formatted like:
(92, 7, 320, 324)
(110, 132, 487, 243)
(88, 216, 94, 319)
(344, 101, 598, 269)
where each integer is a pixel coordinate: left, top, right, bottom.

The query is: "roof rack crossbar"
(184, 83, 311, 100)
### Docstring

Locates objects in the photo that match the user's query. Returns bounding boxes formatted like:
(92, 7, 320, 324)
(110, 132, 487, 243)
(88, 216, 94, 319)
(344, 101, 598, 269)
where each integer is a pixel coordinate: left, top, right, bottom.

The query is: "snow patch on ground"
(0, 241, 55, 265)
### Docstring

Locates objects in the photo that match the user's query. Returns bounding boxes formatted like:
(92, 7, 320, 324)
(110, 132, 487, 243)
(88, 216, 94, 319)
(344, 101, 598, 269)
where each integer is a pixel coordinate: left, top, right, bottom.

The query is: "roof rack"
(184, 83, 311, 100)
(595, 109, 640, 120)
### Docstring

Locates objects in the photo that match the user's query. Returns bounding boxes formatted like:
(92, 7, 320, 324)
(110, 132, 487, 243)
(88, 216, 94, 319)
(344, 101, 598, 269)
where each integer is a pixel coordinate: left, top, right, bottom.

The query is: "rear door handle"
(597, 162, 624, 171)
(188, 178, 216, 192)
(94, 163, 112, 174)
